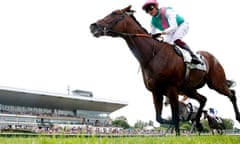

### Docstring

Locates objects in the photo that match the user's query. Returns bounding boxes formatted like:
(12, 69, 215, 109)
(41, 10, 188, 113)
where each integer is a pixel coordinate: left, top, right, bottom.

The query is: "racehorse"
(165, 101, 199, 135)
(90, 5, 240, 135)
(202, 110, 225, 135)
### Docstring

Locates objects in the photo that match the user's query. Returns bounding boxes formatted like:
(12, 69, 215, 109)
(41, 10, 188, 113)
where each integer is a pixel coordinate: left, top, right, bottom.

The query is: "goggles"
(144, 5, 155, 13)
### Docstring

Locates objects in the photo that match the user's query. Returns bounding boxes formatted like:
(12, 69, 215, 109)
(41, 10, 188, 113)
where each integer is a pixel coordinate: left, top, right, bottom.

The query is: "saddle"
(173, 45, 207, 71)
(173, 45, 207, 80)
(215, 116, 223, 124)
(185, 103, 192, 112)
(179, 102, 194, 121)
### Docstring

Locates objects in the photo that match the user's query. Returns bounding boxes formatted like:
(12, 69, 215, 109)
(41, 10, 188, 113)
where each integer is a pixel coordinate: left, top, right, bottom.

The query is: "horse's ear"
(123, 5, 131, 11)
(123, 5, 135, 15)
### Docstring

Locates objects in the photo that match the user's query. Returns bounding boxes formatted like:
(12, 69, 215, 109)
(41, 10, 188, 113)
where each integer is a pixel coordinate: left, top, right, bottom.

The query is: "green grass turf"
(0, 135, 239, 144)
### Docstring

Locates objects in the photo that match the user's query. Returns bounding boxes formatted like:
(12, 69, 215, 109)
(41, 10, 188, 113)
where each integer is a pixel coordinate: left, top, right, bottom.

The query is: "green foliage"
(112, 119, 130, 129)
(180, 121, 192, 130)
(115, 116, 127, 121)
(112, 116, 130, 129)
(134, 120, 145, 129)
(148, 120, 154, 126)
(223, 118, 234, 129)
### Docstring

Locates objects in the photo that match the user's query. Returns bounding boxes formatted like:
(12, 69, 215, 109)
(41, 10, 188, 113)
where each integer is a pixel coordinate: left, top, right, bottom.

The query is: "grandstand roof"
(0, 86, 127, 113)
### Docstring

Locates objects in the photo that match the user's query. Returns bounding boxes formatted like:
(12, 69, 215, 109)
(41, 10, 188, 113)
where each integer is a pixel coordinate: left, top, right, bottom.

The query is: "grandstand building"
(0, 86, 127, 130)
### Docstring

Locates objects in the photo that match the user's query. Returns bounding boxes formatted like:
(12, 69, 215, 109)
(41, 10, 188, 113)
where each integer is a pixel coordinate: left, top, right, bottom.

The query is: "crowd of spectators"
(32, 125, 164, 136)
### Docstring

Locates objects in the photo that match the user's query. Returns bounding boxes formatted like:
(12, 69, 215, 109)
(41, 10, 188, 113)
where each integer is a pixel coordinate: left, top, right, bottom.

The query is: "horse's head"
(90, 5, 139, 38)
(202, 110, 208, 119)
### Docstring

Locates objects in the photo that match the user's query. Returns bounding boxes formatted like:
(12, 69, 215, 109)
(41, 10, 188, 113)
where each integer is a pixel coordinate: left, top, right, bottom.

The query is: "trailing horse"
(165, 101, 199, 135)
(202, 110, 225, 135)
(90, 5, 240, 135)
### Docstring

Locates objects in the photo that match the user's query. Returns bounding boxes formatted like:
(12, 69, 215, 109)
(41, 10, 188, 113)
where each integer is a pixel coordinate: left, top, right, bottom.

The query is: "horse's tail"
(226, 80, 236, 88)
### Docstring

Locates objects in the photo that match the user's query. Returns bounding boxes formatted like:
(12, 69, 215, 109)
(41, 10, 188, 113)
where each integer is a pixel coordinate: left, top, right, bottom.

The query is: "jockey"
(165, 95, 194, 112)
(142, 0, 201, 64)
(209, 107, 218, 117)
(180, 95, 194, 112)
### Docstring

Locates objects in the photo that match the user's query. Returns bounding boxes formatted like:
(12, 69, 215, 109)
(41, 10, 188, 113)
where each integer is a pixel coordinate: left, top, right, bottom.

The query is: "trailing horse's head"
(202, 110, 208, 119)
(90, 5, 135, 37)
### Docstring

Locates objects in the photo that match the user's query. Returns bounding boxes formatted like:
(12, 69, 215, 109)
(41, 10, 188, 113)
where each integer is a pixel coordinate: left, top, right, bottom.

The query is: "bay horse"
(90, 5, 240, 135)
(202, 110, 225, 135)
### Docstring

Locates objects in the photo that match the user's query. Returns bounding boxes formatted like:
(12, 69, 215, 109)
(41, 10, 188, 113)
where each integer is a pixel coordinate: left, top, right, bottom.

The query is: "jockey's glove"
(151, 33, 162, 39)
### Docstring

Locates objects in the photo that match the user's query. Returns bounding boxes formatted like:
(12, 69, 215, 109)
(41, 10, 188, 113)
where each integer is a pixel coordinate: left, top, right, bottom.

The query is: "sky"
(0, 0, 240, 128)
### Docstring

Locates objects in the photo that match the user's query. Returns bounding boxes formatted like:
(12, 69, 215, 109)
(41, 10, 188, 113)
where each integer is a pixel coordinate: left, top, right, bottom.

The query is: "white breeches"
(164, 22, 189, 44)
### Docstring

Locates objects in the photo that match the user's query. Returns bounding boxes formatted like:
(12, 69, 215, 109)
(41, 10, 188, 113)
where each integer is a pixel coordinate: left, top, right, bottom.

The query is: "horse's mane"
(129, 14, 149, 34)
(129, 13, 173, 46)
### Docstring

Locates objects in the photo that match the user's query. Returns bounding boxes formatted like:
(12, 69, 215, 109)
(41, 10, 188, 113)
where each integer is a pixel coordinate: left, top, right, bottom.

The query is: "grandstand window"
(0, 103, 113, 128)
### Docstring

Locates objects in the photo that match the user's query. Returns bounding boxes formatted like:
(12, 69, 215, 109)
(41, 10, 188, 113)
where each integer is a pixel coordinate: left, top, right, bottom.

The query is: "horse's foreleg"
(152, 92, 172, 125)
(167, 88, 180, 136)
(153, 92, 167, 123)
(164, 125, 174, 135)
(170, 103, 180, 136)
(190, 120, 196, 134)
(217, 129, 222, 135)
(211, 129, 214, 135)
(196, 94, 207, 130)
(186, 91, 207, 132)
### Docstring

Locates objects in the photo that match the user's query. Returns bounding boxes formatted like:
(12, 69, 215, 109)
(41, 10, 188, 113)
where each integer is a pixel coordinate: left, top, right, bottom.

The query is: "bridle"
(100, 10, 152, 38)
(95, 9, 161, 67)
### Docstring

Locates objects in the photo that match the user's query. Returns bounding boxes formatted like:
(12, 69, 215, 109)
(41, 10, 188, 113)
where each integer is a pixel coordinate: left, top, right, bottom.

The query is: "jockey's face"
(146, 6, 158, 16)
(151, 7, 158, 16)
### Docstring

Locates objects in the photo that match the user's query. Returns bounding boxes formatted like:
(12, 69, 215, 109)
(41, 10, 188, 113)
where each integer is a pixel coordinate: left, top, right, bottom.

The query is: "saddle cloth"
(176, 46, 207, 72)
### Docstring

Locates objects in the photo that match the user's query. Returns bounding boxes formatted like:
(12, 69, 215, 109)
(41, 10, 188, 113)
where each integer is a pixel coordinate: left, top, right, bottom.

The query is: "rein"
(107, 29, 153, 38)
(124, 33, 152, 38)
(102, 10, 153, 38)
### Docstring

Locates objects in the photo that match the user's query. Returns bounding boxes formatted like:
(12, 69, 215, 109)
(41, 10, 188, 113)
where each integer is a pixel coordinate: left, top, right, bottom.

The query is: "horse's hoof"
(236, 116, 240, 122)
(197, 123, 203, 132)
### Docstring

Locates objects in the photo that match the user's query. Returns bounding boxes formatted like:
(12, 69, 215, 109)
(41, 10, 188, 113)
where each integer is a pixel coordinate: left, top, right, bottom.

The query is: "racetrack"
(0, 135, 239, 144)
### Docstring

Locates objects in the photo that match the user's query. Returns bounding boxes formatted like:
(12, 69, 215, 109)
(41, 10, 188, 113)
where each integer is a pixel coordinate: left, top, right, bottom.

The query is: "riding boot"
(181, 44, 202, 64)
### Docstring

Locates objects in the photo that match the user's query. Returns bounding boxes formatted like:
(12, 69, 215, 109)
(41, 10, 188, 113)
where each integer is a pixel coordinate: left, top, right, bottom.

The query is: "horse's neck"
(208, 115, 216, 122)
(124, 34, 163, 66)
(121, 20, 172, 66)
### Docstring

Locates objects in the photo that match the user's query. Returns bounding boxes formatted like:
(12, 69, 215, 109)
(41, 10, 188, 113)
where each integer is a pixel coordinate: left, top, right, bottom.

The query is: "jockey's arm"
(163, 9, 178, 34)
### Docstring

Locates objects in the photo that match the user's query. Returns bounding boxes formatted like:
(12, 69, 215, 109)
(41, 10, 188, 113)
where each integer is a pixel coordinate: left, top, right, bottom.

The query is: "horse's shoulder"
(155, 41, 175, 53)
(159, 41, 174, 47)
